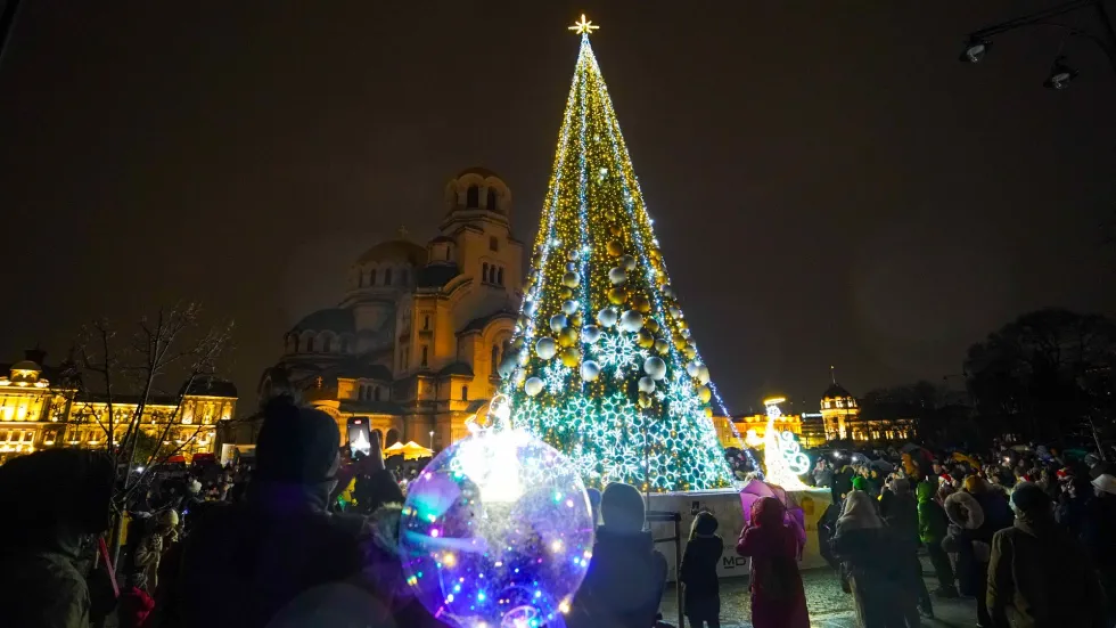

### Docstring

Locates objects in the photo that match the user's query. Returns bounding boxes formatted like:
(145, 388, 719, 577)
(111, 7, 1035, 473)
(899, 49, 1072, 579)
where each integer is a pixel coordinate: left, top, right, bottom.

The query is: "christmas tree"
(500, 17, 736, 492)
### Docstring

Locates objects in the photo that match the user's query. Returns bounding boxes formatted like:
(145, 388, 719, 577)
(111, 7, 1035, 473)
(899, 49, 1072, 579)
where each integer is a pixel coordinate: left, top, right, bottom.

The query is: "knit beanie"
(255, 397, 340, 484)
(851, 476, 869, 492)
(1011, 482, 1051, 517)
(601, 482, 645, 532)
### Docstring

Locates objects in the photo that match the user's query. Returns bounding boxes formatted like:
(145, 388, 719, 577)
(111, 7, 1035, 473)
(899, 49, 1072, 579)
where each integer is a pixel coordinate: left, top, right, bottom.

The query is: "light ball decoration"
(562, 272, 580, 288)
(696, 385, 712, 403)
(631, 295, 651, 314)
(582, 325, 602, 344)
(562, 300, 579, 315)
(535, 337, 557, 361)
(597, 307, 618, 328)
(638, 392, 653, 409)
(696, 365, 711, 385)
(638, 376, 656, 394)
(550, 314, 568, 334)
(526, 301, 539, 316)
(567, 249, 580, 261)
(663, 285, 675, 300)
(606, 241, 623, 257)
(607, 286, 627, 305)
(686, 361, 700, 378)
(559, 347, 580, 368)
(620, 254, 636, 271)
(498, 351, 520, 379)
(608, 267, 627, 285)
(619, 310, 643, 333)
(557, 327, 579, 348)
(644, 317, 659, 334)
(644, 356, 667, 381)
(636, 329, 655, 349)
(524, 377, 544, 397)
(668, 306, 682, 319)
(581, 360, 601, 381)
(565, 262, 577, 272)
(399, 411, 595, 628)
(653, 339, 670, 354)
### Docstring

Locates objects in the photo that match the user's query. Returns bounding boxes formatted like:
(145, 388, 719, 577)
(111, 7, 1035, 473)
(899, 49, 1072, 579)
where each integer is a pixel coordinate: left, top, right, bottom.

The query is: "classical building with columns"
(258, 168, 524, 450)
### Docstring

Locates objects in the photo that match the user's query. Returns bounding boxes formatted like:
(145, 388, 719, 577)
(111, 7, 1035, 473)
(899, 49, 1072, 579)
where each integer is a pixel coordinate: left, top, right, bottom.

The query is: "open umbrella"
(400, 441, 434, 460)
(384, 442, 407, 458)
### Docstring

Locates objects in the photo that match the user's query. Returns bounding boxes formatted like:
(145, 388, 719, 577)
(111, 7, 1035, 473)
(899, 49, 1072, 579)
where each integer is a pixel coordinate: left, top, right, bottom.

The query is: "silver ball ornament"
(535, 337, 557, 361)
(608, 267, 627, 285)
(638, 376, 656, 394)
(524, 377, 544, 397)
(597, 307, 618, 328)
(644, 356, 667, 381)
(582, 325, 602, 344)
(620, 310, 644, 333)
(581, 361, 601, 382)
(550, 314, 568, 333)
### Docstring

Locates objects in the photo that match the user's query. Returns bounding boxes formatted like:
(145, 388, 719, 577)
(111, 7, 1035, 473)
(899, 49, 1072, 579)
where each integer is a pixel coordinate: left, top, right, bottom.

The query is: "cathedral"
(258, 168, 524, 450)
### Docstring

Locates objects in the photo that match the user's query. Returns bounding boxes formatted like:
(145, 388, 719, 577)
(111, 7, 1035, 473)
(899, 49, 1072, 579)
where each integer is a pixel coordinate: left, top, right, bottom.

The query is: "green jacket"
(916, 481, 948, 544)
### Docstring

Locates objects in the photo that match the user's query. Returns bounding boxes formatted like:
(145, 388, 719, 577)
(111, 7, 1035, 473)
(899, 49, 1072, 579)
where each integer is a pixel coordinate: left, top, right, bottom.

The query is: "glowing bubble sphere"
(399, 420, 595, 628)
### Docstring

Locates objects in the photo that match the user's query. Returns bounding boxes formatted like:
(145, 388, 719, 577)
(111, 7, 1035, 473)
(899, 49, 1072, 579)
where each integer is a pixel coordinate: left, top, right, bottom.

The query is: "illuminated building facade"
(258, 169, 524, 450)
(0, 350, 237, 464)
(821, 377, 914, 442)
(713, 398, 828, 450)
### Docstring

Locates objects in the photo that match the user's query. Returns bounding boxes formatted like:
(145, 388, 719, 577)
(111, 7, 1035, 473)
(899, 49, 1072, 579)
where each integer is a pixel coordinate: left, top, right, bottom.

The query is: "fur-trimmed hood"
(945, 491, 985, 530)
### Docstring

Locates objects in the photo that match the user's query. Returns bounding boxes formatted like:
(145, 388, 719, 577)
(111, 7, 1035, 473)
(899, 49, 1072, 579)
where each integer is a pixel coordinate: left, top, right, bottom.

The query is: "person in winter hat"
(680, 512, 723, 628)
(164, 397, 405, 628)
(944, 490, 994, 627)
(987, 482, 1106, 628)
(737, 497, 809, 628)
(917, 480, 957, 598)
(567, 482, 667, 628)
(0, 449, 116, 628)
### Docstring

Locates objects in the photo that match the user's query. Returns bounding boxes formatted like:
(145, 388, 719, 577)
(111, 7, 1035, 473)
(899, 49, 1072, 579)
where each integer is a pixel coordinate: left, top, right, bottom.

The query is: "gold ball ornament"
(683, 345, 698, 360)
(637, 329, 655, 349)
(559, 286, 574, 300)
(644, 318, 660, 334)
(606, 241, 624, 257)
(638, 392, 653, 409)
(631, 294, 651, 313)
(704, 407, 714, 418)
(609, 225, 622, 237)
(654, 339, 670, 354)
(607, 286, 627, 305)
(562, 272, 580, 288)
(559, 347, 580, 368)
(697, 385, 712, 403)
(558, 327, 579, 347)
(570, 312, 583, 328)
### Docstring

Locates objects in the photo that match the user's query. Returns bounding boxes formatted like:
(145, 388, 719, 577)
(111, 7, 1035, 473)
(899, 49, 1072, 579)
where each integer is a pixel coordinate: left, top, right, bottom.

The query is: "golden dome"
(354, 239, 427, 266)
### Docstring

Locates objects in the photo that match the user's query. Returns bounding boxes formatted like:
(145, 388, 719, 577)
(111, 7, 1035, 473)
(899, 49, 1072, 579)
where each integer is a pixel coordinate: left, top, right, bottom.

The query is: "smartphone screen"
(347, 418, 372, 457)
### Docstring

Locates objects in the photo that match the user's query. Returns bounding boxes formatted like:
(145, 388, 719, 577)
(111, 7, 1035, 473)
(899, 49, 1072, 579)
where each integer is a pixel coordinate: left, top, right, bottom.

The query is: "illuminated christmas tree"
(498, 17, 736, 492)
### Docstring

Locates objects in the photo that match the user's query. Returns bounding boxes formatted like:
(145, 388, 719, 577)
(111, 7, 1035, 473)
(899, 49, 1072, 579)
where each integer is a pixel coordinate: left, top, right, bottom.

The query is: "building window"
(497, 267, 504, 286)
(385, 268, 393, 285)
(306, 337, 315, 352)
(374, 387, 381, 401)
(466, 185, 479, 208)
(421, 346, 428, 367)
(486, 189, 497, 210)
(445, 248, 451, 261)
(489, 236, 499, 252)
(491, 344, 501, 376)
(482, 263, 490, 283)
(401, 269, 409, 285)
(423, 315, 430, 331)
(323, 337, 332, 353)
(462, 385, 469, 400)
(369, 269, 377, 285)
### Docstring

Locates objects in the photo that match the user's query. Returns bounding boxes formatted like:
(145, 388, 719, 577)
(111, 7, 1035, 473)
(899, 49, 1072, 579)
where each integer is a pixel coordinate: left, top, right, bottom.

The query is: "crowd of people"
(2, 404, 1116, 628)
(809, 444, 1116, 627)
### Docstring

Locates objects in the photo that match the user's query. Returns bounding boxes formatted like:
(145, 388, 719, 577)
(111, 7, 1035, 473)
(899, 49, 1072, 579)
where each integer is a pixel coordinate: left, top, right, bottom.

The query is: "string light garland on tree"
(498, 17, 735, 492)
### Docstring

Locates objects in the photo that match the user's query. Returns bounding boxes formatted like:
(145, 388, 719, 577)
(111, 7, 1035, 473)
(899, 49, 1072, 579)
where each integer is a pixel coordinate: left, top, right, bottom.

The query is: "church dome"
(456, 166, 499, 179)
(290, 308, 355, 334)
(822, 382, 853, 401)
(11, 360, 40, 372)
(355, 240, 426, 266)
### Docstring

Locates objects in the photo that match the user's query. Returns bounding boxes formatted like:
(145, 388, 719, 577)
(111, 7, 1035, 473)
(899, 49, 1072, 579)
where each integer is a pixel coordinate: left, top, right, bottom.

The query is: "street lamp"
(959, 0, 1116, 88)
(429, 430, 434, 449)
(960, 38, 992, 63)
(1044, 56, 1080, 89)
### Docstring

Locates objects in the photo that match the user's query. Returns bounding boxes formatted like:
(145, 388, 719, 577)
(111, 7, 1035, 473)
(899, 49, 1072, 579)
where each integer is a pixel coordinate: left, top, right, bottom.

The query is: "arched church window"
(306, 337, 315, 352)
(489, 236, 498, 252)
(482, 263, 490, 283)
(497, 267, 504, 285)
(369, 269, 377, 285)
(323, 336, 332, 353)
(491, 344, 501, 376)
(385, 268, 393, 285)
(486, 189, 497, 210)
(401, 269, 409, 285)
(466, 185, 479, 208)
(374, 387, 381, 401)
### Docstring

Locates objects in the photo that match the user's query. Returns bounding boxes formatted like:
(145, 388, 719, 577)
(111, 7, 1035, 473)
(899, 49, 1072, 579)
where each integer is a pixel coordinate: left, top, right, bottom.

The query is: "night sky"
(1, 1, 1114, 414)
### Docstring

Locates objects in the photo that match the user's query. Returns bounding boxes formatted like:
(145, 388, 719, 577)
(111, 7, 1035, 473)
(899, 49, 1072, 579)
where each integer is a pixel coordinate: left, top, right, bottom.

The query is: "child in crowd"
(680, 511, 723, 628)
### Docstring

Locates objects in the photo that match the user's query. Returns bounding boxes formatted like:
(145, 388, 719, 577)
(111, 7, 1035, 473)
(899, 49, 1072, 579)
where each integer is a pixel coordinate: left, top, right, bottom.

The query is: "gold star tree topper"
(569, 14, 599, 35)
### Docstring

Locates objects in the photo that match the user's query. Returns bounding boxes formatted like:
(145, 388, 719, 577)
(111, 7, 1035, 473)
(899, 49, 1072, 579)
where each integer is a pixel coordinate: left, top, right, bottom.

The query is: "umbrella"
(384, 442, 407, 457)
(400, 441, 434, 460)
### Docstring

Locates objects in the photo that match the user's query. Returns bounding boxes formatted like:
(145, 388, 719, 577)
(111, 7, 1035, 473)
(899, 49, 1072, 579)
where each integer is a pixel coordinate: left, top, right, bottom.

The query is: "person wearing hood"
(680, 511, 723, 628)
(917, 480, 957, 598)
(737, 496, 809, 628)
(0, 449, 116, 628)
(883, 478, 933, 619)
(164, 396, 405, 628)
(831, 490, 910, 628)
(1084, 473, 1116, 624)
(567, 482, 667, 628)
(944, 490, 992, 627)
(987, 482, 1106, 628)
